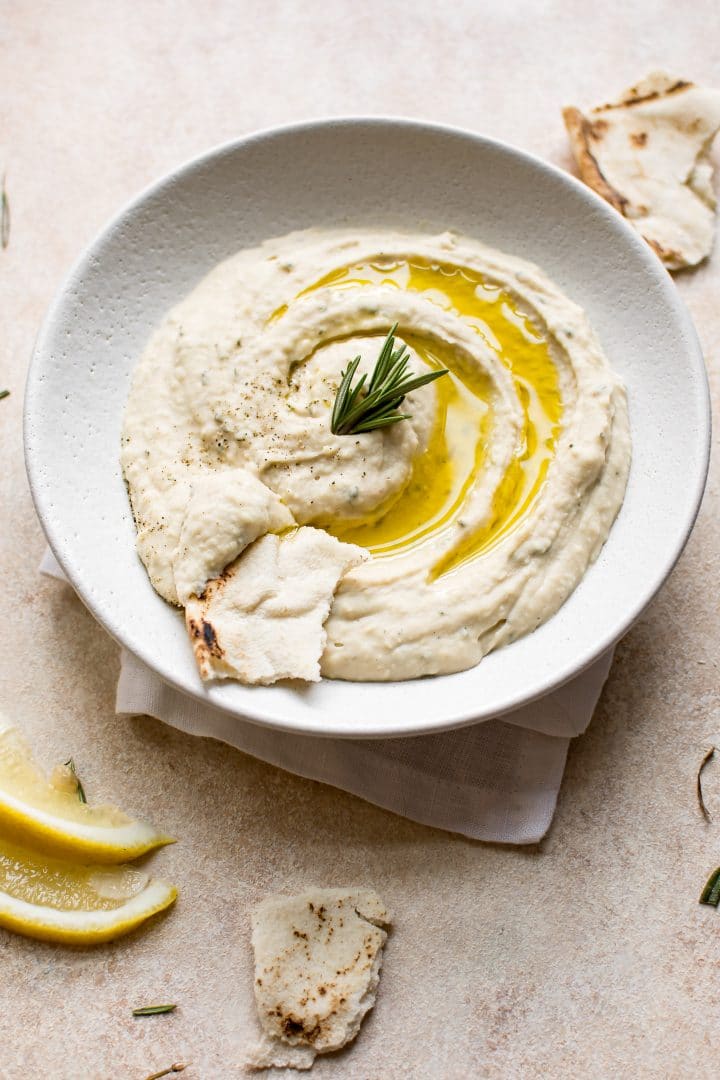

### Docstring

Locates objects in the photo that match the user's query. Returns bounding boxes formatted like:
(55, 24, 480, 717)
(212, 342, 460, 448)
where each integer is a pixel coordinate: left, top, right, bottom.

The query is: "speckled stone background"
(2, 2, 720, 1077)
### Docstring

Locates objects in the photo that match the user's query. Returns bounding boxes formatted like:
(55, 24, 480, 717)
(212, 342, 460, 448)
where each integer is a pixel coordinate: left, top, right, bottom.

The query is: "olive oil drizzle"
(285, 258, 562, 573)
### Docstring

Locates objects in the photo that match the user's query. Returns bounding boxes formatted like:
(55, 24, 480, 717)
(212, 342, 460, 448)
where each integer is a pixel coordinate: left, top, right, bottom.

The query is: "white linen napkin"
(41, 550, 612, 844)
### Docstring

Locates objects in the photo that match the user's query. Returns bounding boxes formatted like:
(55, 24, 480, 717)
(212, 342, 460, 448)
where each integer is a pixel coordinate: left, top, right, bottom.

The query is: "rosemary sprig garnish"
(1, 174, 9, 250)
(697, 746, 716, 822)
(63, 758, 87, 803)
(699, 867, 720, 907)
(330, 323, 448, 436)
(133, 1003, 177, 1016)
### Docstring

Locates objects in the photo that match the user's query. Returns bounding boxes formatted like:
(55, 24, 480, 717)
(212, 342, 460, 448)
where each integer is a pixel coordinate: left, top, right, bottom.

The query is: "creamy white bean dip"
(121, 229, 630, 683)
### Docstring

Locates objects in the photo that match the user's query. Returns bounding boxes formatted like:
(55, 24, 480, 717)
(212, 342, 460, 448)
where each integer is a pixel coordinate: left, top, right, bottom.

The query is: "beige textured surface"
(2, 2, 720, 1077)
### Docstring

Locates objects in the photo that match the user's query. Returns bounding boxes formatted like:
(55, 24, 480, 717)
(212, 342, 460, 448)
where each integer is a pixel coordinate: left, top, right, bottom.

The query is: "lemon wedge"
(0, 723, 173, 863)
(0, 834, 176, 944)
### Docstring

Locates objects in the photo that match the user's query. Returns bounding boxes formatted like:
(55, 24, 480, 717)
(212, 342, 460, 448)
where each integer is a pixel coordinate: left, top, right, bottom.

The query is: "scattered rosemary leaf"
(0, 390, 9, 401)
(133, 1003, 177, 1016)
(699, 867, 720, 907)
(1, 174, 9, 250)
(63, 758, 87, 803)
(144, 1064, 187, 1080)
(697, 747, 715, 822)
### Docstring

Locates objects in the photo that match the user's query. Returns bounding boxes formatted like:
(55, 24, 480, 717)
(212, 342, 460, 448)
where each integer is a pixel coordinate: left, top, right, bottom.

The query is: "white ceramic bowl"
(25, 118, 710, 739)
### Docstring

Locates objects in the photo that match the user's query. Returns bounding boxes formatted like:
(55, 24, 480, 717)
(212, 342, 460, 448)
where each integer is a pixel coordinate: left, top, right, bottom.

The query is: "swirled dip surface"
(121, 229, 630, 683)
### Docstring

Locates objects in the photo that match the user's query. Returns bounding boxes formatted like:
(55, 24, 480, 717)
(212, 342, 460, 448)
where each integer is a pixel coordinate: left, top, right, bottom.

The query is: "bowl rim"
(24, 115, 712, 739)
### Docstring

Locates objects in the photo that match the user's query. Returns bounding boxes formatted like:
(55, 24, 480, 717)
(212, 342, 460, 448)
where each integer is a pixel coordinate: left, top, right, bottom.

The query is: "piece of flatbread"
(247, 888, 391, 1071)
(173, 469, 295, 605)
(563, 73, 720, 269)
(185, 527, 366, 684)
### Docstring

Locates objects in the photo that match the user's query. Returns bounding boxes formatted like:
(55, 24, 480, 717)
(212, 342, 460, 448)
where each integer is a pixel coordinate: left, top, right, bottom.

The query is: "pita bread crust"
(599, 72, 692, 109)
(185, 527, 367, 684)
(562, 106, 629, 216)
(247, 888, 391, 1071)
(563, 72, 720, 269)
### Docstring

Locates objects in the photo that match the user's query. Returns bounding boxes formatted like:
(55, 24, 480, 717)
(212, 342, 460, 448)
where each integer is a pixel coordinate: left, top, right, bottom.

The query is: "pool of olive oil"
(294, 259, 562, 574)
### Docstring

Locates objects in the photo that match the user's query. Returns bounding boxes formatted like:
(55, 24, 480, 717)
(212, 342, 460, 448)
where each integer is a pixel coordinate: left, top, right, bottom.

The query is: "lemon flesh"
(0, 724, 173, 864)
(0, 834, 176, 944)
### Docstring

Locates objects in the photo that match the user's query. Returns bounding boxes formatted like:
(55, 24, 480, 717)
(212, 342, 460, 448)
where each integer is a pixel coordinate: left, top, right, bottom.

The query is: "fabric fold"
(41, 548, 611, 843)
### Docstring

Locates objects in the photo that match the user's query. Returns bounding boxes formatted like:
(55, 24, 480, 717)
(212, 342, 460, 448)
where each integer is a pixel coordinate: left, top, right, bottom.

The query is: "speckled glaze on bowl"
(24, 118, 710, 739)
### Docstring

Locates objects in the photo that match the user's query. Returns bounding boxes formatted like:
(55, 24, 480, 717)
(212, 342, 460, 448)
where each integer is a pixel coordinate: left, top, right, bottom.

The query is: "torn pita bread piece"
(185, 526, 367, 684)
(247, 888, 391, 1071)
(563, 72, 720, 269)
(172, 468, 295, 605)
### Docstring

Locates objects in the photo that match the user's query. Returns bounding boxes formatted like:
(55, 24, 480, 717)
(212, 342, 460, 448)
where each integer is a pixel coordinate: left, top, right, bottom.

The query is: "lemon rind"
(0, 788, 174, 864)
(0, 879, 177, 944)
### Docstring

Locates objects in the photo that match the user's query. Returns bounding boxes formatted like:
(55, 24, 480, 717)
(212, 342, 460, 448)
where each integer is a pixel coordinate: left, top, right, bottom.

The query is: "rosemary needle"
(1, 174, 8, 250)
(63, 758, 87, 803)
(699, 867, 720, 907)
(144, 1064, 187, 1080)
(133, 1004, 177, 1016)
(330, 324, 448, 436)
(697, 747, 715, 822)
(0, 390, 9, 401)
